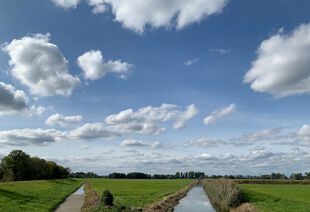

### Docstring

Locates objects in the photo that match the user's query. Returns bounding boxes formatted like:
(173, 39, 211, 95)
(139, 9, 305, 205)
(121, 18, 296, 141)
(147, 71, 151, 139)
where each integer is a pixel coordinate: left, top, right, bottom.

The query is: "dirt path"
(55, 184, 85, 212)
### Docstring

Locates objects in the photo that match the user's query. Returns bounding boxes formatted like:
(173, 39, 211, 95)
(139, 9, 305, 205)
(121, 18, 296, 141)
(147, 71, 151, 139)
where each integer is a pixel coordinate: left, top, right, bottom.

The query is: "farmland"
(0, 179, 84, 212)
(88, 178, 193, 209)
(240, 184, 310, 212)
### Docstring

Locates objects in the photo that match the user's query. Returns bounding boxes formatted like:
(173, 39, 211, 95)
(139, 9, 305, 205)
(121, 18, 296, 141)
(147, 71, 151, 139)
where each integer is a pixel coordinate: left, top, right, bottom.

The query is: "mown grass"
(88, 179, 192, 209)
(0, 178, 84, 212)
(240, 184, 310, 212)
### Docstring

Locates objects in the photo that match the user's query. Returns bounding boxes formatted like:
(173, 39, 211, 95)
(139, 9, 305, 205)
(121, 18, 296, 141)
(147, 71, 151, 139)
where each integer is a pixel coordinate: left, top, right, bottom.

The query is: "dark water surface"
(174, 186, 215, 212)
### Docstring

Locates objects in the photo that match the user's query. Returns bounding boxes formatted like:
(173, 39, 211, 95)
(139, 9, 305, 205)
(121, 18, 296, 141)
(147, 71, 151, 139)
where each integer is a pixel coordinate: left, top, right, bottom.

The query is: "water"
(73, 184, 85, 195)
(174, 186, 215, 212)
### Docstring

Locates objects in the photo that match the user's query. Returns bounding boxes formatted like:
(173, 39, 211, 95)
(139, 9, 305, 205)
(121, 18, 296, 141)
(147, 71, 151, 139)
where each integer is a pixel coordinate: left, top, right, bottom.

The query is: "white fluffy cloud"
(77, 50, 133, 80)
(0, 82, 28, 115)
(45, 113, 82, 128)
(187, 138, 226, 147)
(0, 128, 67, 146)
(52, 0, 81, 9)
(2, 33, 80, 97)
(204, 103, 236, 125)
(69, 123, 119, 140)
(105, 103, 197, 134)
(244, 24, 310, 97)
(121, 139, 161, 148)
(298, 125, 310, 143)
(52, 0, 228, 33)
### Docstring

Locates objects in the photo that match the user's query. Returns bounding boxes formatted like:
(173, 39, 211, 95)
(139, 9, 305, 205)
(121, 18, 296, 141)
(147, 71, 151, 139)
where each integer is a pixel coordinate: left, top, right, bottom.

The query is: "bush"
(203, 179, 243, 212)
(101, 190, 114, 206)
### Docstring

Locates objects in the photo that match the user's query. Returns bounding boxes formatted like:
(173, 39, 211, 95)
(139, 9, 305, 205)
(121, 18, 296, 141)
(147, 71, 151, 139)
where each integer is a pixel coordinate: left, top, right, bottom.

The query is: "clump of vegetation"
(0, 150, 70, 182)
(101, 190, 114, 206)
(202, 179, 243, 212)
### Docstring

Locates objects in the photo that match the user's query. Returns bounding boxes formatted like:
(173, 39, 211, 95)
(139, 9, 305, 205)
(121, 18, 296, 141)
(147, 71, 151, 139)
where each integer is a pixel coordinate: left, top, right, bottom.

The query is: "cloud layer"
(244, 24, 310, 97)
(3, 33, 80, 97)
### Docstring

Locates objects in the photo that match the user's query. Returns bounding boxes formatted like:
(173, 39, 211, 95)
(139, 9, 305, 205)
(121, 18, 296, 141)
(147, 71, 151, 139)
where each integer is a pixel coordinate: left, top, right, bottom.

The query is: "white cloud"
(28, 105, 47, 117)
(2, 33, 80, 97)
(203, 103, 236, 125)
(69, 123, 119, 140)
(52, 0, 228, 33)
(244, 24, 310, 97)
(77, 50, 133, 80)
(45, 113, 83, 128)
(187, 138, 226, 147)
(210, 48, 231, 54)
(298, 125, 310, 143)
(87, 0, 106, 14)
(173, 104, 198, 129)
(121, 139, 161, 148)
(0, 128, 67, 146)
(105, 103, 197, 135)
(52, 0, 81, 9)
(0, 82, 28, 115)
(184, 58, 199, 66)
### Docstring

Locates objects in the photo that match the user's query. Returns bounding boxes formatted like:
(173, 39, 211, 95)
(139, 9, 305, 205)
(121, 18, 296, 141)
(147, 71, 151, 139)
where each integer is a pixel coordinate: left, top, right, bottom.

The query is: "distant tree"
(291, 173, 304, 180)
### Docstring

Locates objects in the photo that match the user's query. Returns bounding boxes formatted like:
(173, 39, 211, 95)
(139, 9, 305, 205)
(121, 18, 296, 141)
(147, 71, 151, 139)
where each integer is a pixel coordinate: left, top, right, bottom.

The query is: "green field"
(240, 184, 310, 212)
(89, 179, 192, 208)
(0, 178, 84, 212)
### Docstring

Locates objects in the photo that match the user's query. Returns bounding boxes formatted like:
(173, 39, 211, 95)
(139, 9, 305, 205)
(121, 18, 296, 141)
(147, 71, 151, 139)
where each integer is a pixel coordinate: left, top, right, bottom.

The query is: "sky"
(0, 0, 310, 175)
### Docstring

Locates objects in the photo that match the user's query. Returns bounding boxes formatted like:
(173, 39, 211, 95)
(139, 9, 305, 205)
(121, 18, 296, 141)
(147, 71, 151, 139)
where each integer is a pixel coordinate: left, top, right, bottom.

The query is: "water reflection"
(174, 186, 215, 212)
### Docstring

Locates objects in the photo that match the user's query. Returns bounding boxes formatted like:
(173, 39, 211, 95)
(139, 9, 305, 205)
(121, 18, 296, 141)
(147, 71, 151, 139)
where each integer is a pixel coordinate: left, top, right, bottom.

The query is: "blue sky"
(0, 0, 310, 175)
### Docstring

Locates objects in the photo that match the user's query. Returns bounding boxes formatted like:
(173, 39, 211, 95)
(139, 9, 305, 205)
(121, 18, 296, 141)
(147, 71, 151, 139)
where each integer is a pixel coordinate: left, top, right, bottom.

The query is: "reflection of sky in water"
(73, 184, 85, 195)
(174, 186, 215, 212)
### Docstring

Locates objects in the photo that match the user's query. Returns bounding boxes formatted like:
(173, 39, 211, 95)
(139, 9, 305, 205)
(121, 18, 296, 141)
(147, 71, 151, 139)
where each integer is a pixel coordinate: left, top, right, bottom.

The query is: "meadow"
(88, 178, 193, 209)
(240, 184, 310, 212)
(0, 178, 84, 212)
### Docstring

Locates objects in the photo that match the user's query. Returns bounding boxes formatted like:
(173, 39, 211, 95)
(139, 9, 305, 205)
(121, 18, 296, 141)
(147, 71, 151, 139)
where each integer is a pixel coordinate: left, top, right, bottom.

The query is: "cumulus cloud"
(2, 33, 80, 97)
(244, 24, 310, 97)
(173, 104, 198, 129)
(52, 0, 228, 33)
(51, 0, 81, 9)
(45, 113, 83, 128)
(69, 123, 119, 140)
(121, 139, 161, 148)
(203, 103, 236, 125)
(0, 82, 28, 115)
(0, 128, 67, 146)
(28, 106, 47, 117)
(77, 50, 133, 80)
(184, 58, 199, 66)
(105, 103, 197, 135)
(186, 138, 226, 147)
(298, 125, 310, 143)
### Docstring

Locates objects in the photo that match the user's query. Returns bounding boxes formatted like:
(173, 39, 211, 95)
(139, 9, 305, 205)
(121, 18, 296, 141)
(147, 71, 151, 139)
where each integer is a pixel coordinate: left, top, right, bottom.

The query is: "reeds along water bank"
(201, 179, 257, 212)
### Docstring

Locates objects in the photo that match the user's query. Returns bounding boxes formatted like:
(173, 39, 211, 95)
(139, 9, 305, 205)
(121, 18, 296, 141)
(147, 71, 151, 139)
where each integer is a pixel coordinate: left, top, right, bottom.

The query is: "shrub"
(203, 179, 243, 212)
(101, 190, 114, 206)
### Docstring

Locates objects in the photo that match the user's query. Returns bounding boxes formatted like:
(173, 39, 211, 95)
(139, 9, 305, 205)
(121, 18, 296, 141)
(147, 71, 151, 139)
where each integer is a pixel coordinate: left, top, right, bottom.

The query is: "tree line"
(0, 150, 70, 181)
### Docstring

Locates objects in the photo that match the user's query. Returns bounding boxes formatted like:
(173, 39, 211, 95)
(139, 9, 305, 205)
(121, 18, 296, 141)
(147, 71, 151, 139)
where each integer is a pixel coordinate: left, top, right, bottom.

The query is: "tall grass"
(202, 179, 243, 212)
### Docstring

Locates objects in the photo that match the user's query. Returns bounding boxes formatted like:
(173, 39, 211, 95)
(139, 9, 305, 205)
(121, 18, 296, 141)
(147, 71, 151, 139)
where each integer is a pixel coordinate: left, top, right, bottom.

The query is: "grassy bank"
(202, 179, 243, 212)
(86, 179, 192, 211)
(0, 178, 84, 212)
(240, 184, 310, 212)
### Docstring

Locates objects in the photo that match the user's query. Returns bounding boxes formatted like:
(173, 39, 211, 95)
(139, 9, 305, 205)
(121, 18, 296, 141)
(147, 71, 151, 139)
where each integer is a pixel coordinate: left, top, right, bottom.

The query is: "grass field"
(240, 184, 310, 212)
(89, 179, 193, 208)
(0, 178, 84, 212)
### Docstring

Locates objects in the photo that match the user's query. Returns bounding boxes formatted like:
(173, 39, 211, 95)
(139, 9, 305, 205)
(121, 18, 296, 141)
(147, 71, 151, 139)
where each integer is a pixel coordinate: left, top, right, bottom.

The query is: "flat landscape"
(0, 179, 84, 212)
(240, 184, 310, 212)
(89, 179, 193, 208)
